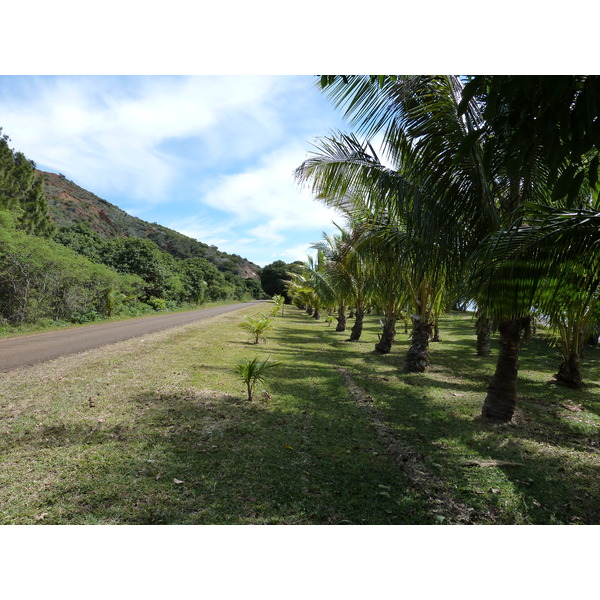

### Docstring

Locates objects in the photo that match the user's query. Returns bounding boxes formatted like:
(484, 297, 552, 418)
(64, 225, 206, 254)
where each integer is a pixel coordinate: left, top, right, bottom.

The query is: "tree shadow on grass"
(24, 383, 434, 525)
(267, 308, 600, 523)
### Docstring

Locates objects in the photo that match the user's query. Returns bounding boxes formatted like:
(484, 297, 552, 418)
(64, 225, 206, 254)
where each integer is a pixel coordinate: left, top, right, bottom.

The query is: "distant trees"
(101, 237, 177, 300)
(260, 260, 289, 297)
(260, 260, 303, 300)
(54, 222, 106, 262)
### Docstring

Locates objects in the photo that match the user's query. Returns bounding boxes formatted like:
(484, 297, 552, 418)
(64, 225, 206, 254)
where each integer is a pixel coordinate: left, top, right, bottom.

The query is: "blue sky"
(0, 75, 353, 267)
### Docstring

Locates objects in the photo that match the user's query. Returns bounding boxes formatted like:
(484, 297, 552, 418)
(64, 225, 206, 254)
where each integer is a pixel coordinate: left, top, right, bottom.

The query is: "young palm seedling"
(238, 314, 274, 344)
(270, 294, 286, 317)
(236, 356, 280, 401)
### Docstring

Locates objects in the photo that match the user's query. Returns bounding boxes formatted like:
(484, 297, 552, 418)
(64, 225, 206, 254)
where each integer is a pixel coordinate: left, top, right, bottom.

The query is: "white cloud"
(0, 76, 286, 203)
(201, 143, 343, 230)
(278, 243, 318, 264)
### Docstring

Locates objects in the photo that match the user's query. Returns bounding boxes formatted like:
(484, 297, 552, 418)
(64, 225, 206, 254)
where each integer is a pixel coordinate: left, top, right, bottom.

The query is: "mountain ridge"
(39, 170, 260, 278)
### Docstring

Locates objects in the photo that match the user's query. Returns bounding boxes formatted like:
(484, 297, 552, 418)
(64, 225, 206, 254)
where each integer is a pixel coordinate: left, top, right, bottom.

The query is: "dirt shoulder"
(0, 302, 263, 372)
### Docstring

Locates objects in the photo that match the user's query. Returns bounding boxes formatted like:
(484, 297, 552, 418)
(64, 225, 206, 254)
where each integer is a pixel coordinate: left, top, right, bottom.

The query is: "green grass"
(0, 306, 598, 524)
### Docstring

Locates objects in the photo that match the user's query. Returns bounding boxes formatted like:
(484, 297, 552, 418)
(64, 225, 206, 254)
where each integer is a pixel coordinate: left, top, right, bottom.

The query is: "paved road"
(0, 301, 263, 372)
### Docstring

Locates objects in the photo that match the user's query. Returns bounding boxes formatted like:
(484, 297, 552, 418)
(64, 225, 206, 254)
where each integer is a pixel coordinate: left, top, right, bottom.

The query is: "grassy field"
(0, 304, 599, 525)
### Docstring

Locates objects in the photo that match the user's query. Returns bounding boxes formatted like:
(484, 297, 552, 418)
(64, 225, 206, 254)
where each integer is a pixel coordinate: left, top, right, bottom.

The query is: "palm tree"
(236, 356, 280, 401)
(284, 252, 336, 323)
(312, 224, 372, 341)
(354, 224, 412, 354)
(238, 314, 274, 344)
(469, 203, 600, 390)
(311, 229, 355, 332)
(295, 128, 451, 369)
(270, 294, 286, 317)
(303, 250, 335, 321)
(285, 271, 316, 314)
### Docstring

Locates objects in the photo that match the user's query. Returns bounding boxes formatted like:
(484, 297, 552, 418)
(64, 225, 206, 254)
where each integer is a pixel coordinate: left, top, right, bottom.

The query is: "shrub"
(147, 296, 168, 311)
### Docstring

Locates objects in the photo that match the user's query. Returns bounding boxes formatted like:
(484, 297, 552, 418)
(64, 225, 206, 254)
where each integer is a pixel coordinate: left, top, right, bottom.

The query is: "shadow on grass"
(26, 381, 433, 525)
(271, 308, 600, 524)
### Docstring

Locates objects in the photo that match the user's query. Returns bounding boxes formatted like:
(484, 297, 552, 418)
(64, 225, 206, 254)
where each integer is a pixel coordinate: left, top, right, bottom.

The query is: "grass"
(0, 305, 598, 524)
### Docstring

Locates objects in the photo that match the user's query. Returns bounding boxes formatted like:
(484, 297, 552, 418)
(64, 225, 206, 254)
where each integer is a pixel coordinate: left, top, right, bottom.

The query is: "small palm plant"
(236, 356, 280, 401)
(270, 294, 286, 316)
(238, 314, 274, 344)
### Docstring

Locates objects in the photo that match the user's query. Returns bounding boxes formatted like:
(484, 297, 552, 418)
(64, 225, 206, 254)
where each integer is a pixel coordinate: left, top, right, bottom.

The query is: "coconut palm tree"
(469, 202, 600, 391)
(238, 314, 274, 344)
(236, 356, 280, 401)
(295, 119, 456, 369)
(285, 251, 336, 322)
(311, 224, 372, 341)
(311, 229, 355, 332)
(285, 271, 315, 314)
(353, 223, 412, 354)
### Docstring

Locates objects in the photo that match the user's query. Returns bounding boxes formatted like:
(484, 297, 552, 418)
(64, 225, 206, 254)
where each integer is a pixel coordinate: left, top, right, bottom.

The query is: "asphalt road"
(0, 301, 262, 372)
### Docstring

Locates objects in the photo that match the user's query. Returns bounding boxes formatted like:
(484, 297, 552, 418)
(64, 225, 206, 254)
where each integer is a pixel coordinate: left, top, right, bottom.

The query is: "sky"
(0, 75, 356, 267)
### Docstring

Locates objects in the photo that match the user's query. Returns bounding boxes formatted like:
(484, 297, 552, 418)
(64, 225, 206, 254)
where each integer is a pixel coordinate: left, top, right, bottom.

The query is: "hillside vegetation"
(0, 130, 266, 332)
(41, 171, 260, 278)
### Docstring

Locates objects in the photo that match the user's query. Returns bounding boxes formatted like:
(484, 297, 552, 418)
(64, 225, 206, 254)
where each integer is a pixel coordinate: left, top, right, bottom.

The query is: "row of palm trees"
(291, 75, 600, 423)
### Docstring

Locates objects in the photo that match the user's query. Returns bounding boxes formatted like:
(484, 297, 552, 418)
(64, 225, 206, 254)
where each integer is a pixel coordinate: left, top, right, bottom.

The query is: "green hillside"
(40, 170, 260, 278)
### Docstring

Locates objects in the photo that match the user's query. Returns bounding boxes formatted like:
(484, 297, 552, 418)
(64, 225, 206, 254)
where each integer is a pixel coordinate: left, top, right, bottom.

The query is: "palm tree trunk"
(431, 315, 441, 342)
(336, 304, 346, 331)
(554, 323, 584, 387)
(404, 318, 432, 372)
(375, 314, 397, 353)
(306, 306, 314, 316)
(554, 353, 583, 388)
(348, 306, 365, 341)
(481, 318, 528, 422)
(313, 305, 320, 320)
(476, 314, 492, 356)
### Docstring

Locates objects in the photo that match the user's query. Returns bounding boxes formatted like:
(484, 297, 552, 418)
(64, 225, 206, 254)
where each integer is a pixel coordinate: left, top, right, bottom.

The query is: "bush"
(71, 308, 100, 324)
(147, 296, 168, 311)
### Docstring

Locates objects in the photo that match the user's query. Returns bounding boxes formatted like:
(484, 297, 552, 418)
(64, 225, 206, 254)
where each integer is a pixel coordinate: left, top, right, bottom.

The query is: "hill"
(39, 170, 260, 278)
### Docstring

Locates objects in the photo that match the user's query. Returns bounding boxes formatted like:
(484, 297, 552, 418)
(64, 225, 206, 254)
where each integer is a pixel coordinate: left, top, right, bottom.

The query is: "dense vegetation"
(0, 131, 266, 330)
